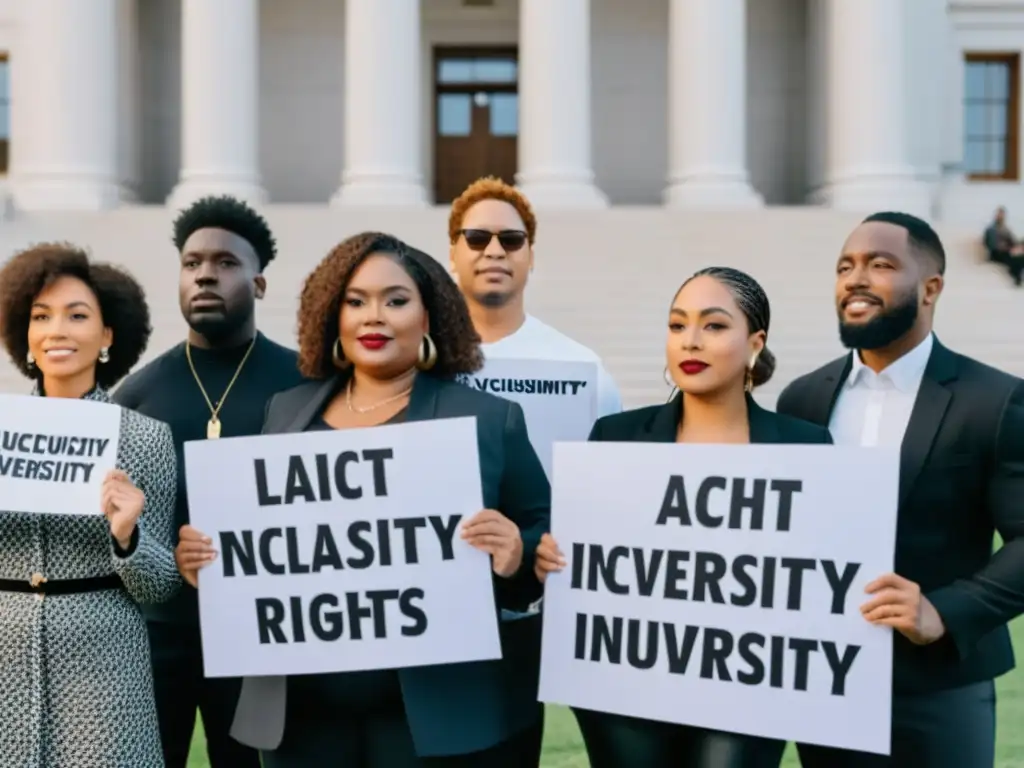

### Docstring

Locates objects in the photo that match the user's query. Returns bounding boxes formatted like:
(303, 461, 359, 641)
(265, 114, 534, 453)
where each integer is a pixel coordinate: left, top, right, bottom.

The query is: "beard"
(187, 311, 248, 344)
(473, 289, 512, 308)
(838, 289, 919, 350)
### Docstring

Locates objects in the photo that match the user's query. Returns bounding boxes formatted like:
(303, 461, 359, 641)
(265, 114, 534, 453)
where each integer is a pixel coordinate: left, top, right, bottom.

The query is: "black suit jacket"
(777, 338, 1024, 695)
(589, 391, 832, 447)
(231, 373, 551, 757)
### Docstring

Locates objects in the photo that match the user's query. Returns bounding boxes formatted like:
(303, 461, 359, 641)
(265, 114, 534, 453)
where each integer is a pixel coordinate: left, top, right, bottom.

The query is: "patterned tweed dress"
(0, 387, 181, 767)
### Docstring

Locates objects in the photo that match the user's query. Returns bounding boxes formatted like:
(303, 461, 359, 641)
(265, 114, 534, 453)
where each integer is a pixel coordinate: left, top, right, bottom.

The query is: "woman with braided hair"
(535, 266, 833, 768)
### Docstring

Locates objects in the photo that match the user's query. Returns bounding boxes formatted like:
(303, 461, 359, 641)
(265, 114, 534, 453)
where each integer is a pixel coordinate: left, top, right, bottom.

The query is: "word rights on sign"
(183, 417, 501, 678)
(538, 441, 899, 756)
(0, 393, 121, 516)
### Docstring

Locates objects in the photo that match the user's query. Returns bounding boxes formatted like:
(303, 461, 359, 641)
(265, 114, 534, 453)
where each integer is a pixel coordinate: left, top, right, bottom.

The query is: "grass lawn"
(186, 619, 1024, 767)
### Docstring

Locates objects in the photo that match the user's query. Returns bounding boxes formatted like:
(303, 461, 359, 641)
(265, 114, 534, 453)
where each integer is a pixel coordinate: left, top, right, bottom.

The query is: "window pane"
(988, 103, 1008, 139)
(0, 61, 8, 101)
(474, 59, 517, 83)
(438, 59, 474, 84)
(987, 63, 1010, 100)
(989, 140, 1007, 174)
(438, 93, 471, 136)
(965, 103, 988, 137)
(964, 140, 987, 173)
(489, 93, 517, 136)
(965, 62, 987, 98)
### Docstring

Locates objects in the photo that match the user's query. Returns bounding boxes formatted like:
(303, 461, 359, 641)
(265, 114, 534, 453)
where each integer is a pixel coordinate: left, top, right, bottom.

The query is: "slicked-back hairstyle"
(172, 195, 277, 270)
(448, 176, 537, 245)
(0, 243, 152, 389)
(863, 211, 946, 275)
(677, 266, 776, 388)
(296, 232, 484, 380)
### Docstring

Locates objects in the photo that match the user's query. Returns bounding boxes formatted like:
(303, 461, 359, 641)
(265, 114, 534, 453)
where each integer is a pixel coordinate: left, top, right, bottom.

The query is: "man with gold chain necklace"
(113, 196, 306, 768)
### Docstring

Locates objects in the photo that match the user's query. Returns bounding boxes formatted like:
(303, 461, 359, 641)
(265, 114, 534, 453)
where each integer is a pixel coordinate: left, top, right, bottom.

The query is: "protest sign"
(183, 416, 502, 678)
(538, 441, 899, 755)
(458, 358, 598, 478)
(0, 393, 121, 515)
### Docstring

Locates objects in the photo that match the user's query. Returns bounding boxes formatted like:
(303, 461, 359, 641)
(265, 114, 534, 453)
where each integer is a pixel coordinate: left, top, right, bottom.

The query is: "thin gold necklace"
(186, 335, 257, 439)
(345, 377, 412, 414)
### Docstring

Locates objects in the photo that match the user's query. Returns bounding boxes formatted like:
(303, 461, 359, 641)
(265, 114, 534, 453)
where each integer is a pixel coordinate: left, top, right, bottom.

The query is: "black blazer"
(590, 391, 832, 447)
(230, 373, 551, 757)
(777, 338, 1024, 695)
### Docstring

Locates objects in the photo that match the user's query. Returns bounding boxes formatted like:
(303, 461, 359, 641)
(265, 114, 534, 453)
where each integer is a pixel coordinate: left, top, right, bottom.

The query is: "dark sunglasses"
(459, 228, 528, 252)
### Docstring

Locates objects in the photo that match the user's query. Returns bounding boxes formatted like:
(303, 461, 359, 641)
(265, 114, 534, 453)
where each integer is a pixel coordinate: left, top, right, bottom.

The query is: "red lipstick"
(358, 334, 390, 350)
(679, 360, 709, 375)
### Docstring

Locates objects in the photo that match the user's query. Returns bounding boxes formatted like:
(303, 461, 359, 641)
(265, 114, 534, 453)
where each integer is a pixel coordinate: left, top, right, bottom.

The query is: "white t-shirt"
(481, 314, 622, 620)
(480, 314, 623, 418)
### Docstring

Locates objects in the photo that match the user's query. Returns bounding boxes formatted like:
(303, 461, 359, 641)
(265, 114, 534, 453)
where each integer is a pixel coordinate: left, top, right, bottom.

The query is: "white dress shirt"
(828, 334, 934, 448)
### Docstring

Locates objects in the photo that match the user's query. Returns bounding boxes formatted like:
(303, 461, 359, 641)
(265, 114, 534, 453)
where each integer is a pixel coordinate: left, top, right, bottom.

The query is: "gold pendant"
(207, 418, 221, 440)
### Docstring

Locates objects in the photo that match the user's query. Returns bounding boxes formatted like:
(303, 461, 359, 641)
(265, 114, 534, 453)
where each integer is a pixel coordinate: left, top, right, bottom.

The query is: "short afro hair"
(297, 232, 483, 380)
(448, 176, 537, 245)
(172, 195, 277, 271)
(0, 243, 152, 389)
(863, 211, 946, 275)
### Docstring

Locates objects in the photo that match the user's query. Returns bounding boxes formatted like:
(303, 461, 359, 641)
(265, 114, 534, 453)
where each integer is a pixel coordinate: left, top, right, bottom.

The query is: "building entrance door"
(433, 47, 518, 203)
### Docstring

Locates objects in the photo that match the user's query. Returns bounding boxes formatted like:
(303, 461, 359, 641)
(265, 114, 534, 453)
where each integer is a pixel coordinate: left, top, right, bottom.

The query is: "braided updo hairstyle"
(677, 266, 776, 388)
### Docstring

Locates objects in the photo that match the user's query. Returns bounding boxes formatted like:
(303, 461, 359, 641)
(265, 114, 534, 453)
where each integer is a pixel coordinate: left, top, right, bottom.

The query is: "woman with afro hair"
(0, 243, 180, 768)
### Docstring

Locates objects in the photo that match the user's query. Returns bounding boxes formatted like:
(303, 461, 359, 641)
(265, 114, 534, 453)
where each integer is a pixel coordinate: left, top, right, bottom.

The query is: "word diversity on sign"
(184, 417, 502, 678)
(0, 393, 121, 515)
(538, 441, 899, 756)
(457, 358, 598, 478)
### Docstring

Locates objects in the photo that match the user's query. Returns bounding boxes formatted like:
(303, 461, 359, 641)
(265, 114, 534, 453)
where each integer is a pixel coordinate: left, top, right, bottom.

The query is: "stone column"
(331, 0, 427, 207)
(516, 0, 607, 208)
(820, 0, 930, 216)
(10, 0, 126, 211)
(168, 0, 266, 208)
(664, 0, 762, 208)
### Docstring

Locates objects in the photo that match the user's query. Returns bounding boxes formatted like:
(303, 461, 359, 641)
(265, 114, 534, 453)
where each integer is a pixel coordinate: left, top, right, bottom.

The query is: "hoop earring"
(26, 351, 34, 367)
(417, 333, 437, 371)
(331, 338, 349, 369)
(99, 347, 110, 364)
(663, 366, 674, 387)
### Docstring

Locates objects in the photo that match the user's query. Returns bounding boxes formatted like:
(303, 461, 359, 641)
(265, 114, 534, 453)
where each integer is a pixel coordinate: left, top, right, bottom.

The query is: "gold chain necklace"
(186, 335, 257, 439)
(345, 378, 412, 414)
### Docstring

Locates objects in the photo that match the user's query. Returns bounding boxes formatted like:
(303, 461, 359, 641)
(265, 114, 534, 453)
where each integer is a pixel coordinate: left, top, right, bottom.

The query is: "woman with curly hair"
(179, 232, 551, 767)
(0, 243, 180, 768)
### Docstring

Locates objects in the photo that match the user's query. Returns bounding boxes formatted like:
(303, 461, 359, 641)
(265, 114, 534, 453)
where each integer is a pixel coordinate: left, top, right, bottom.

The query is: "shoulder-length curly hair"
(297, 232, 484, 380)
(0, 243, 152, 389)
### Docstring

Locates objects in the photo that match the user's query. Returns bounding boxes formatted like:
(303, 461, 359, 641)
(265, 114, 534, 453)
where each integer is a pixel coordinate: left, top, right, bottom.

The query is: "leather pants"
(573, 707, 786, 768)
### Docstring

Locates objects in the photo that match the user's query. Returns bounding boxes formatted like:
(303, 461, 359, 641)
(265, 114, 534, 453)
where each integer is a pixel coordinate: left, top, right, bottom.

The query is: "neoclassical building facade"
(0, 0, 1019, 224)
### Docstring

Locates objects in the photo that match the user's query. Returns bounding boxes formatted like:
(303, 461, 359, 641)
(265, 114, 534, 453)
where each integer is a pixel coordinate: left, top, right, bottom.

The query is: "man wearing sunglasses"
(447, 176, 622, 417)
(447, 176, 623, 766)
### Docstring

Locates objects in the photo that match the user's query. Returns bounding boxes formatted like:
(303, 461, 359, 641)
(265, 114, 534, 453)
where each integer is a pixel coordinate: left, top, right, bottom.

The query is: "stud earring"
(99, 347, 110, 364)
(26, 351, 34, 366)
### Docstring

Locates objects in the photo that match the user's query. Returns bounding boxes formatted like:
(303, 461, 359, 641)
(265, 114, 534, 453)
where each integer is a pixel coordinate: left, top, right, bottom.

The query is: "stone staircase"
(0, 207, 1018, 406)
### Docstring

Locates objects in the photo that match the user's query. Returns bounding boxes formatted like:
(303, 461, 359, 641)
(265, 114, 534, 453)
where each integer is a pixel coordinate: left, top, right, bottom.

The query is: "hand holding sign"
(861, 573, 947, 645)
(176, 524, 217, 588)
(535, 532, 566, 582)
(461, 509, 523, 577)
(102, 469, 145, 549)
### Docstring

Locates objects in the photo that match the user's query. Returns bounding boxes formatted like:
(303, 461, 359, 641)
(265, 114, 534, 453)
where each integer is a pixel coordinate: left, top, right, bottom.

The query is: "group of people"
(0, 175, 1020, 768)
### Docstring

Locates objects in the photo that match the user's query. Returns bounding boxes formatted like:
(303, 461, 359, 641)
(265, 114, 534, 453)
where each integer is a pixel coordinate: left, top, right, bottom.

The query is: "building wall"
(12, 0, 1024, 229)
(943, 0, 1024, 227)
(133, 0, 812, 206)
